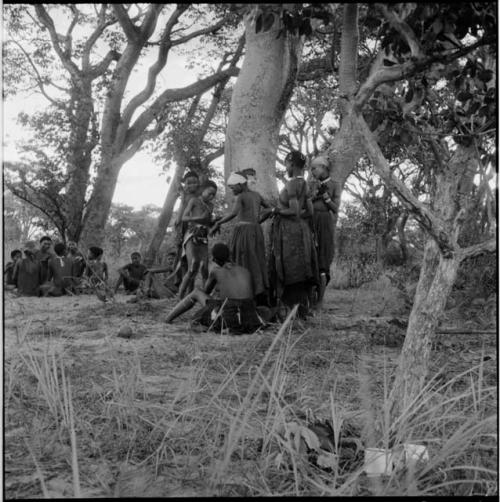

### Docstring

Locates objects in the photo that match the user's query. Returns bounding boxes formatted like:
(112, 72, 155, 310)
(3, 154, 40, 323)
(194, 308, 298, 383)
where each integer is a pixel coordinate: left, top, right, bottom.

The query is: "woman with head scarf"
(268, 150, 319, 317)
(210, 171, 271, 304)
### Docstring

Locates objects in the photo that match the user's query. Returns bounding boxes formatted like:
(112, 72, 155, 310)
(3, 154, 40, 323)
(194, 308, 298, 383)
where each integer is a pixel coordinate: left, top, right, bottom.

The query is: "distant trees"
(4, 4, 239, 246)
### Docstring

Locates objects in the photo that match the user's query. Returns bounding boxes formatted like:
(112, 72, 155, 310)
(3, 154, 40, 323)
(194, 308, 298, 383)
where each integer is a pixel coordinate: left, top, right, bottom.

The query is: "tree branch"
(124, 67, 239, 150)
(10, 38, 66, 108)
(171, 16, 228, 47)
(377, 3, 423, 58)
(120, 5, 187, 130)
(459, 238, 497, 261)
(203, 145, 225, 167)
(112, 4, 140, 41)
(89, 50, 121, 77)
(197, 35, 245, 141)
(34, 5, 80, 78)
(355, 112, 455, 258)
(64, 5, 80, 56)
(354, 35, 495, 110)
(83, 5, 118, 70)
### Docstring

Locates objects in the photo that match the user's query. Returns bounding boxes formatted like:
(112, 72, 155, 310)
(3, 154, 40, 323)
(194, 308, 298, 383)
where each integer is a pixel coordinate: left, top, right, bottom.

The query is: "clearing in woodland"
(3, 275, 497, 497)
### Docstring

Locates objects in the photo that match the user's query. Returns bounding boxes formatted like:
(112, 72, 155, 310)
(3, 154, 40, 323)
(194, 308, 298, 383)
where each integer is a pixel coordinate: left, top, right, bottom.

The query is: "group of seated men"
(4, 236, 177, 299)
(5, 236, 279, 334)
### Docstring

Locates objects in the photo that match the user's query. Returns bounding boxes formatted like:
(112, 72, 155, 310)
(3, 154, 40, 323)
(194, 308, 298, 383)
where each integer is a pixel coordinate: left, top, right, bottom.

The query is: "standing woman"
(269, 150, 319, 317)
(309, 156, 342, 308)
(210, 172, 270, 304)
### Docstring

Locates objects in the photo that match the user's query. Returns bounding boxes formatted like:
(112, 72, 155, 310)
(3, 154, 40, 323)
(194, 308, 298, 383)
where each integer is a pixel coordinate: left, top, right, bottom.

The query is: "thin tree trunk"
(397, 212, 409, 262)
(143, 162, 185, 267)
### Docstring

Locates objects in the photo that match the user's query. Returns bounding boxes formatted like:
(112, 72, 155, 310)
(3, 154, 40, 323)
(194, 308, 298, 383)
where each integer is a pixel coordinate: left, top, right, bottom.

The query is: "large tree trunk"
(64, 79, 96, 243)
(224, 7, 303, 200)
(323, 5, 365, 248)
(79, 154, 122, 247)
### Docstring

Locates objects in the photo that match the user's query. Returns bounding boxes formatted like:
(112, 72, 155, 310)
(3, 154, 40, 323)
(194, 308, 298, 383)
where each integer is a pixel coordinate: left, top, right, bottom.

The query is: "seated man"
(41, 242, 75, 296)
(165, 243, 275, 335)
(137, 250, 178, 300)
(4, 249, 22, 291)
(13, 241, 42, 296)
(114, 252, 148, 294)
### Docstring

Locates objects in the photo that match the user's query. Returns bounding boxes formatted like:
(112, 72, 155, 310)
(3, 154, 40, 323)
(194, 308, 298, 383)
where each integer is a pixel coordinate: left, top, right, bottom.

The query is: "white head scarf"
(227, 172, 247, 186)
(310, 156, 329, 168)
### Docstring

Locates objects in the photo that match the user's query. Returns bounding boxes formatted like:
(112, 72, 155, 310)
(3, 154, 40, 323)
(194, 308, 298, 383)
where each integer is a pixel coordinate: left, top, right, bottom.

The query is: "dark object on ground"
(117, 326, 134, 339)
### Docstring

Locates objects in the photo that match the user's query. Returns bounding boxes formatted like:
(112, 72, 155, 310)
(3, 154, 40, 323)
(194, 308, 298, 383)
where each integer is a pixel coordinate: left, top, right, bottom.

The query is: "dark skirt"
(313, 210, 335, 274)
(268, 216, 319, 305)
(230, 222, 269, 297)
(192, 298, 265, 334)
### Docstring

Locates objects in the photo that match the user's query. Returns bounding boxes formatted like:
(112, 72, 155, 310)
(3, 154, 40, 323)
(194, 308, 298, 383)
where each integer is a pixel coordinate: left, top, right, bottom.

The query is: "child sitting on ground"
(84, 246, 108, 288)
(114, 252, 148, 294)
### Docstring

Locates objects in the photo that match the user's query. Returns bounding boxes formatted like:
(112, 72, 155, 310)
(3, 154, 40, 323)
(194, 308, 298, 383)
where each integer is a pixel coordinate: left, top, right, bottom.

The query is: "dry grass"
(3, 280, 497, 497)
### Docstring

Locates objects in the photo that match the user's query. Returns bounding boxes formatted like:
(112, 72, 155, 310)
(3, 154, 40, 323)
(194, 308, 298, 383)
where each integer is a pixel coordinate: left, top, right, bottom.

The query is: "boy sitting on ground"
(114, 252, 148, 294)
(84, 246, 109, 288)
(165, 243, 275, 334)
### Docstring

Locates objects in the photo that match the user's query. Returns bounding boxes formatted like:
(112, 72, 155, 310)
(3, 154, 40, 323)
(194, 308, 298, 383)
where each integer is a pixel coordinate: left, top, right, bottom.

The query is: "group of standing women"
(177, 149, 341, 319)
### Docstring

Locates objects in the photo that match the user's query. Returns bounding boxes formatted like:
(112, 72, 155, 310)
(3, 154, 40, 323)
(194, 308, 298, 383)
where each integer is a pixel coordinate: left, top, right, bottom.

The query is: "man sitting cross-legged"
(165, 243, 276, 334)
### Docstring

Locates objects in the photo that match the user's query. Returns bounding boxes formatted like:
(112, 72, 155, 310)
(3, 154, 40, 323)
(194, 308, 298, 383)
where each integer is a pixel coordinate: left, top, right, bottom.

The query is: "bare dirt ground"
(4, 275, 497, 497)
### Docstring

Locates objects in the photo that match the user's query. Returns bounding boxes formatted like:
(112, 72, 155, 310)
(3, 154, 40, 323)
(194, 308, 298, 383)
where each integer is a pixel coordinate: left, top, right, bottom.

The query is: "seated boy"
(165, 243, 275, 334)
(84, 246, 109, 287)
(114, 252, 148, 294)
(4, 249, 22, 290)
(41, 242, 75, 296)
(66, 241, 86, 279)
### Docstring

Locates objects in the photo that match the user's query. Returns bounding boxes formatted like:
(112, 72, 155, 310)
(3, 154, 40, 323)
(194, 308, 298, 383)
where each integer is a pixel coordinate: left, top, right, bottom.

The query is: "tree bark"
(224, 8, 303, 200)
(64, 77, 96, 242)
(388, 239, 460, 411)
(80, 154, 121, 247)
(397, 212, 409, 262)
(143, 151, 186, 268)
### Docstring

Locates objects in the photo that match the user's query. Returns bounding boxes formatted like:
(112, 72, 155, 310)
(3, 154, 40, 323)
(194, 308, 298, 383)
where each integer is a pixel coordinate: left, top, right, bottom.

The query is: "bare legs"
(178, 241, 208, 299)
(165, 288, 209, 323)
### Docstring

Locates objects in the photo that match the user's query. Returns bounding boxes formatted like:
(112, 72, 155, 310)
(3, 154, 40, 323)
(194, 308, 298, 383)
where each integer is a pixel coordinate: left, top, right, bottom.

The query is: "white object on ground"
(364, 448, 393, 477)
(403, 443, 429, 468)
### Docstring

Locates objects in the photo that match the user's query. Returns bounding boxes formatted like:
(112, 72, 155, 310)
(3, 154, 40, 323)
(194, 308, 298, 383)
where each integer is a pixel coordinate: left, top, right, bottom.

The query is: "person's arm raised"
(210, 196, 241, 235)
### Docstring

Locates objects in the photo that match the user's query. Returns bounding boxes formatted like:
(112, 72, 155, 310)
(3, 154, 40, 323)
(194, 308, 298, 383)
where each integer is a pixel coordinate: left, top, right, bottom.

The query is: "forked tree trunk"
(386, 145, 479, 414)
(323, 5, 365, 234)
(224, 7, 303, 200)
(389, 239, 460, 410)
